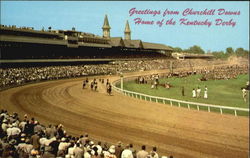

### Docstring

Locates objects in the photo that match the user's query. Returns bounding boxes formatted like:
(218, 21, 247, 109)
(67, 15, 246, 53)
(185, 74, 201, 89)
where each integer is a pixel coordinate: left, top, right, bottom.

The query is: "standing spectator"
(83, 81, 86, 89)
(84, 147, 92, 158)
(34, 121, 44, 135)
(121, 144, 133, 158)
(93, 141, 102, 156)
(73, 143, 84, 158)
(181, 87, 185, 96)
(107, 84, 112, 95)
(196, 87, 201, 98)
(149, 147, 158, 158)
(129, 144, 136, 158)
(6, 124, 21, 138)
(136, 145, 148, 158)
(45, 125, 56, 139)
(66, 142, 76, 158)
(23, 139, 34, 158)
(57, 124, 65, 139)
(115, 141, 123, 158)
(242, 88, 247, 102)
(91, 81, 94, 90)
(94, 82, 98, 91)
(30, 132, 40, 150)
(192, 89, 196, 98)
(79, 133, 89, 146)
(104, 145, 117, 158)
(58, 137, 70, 157)
(49, 138, 60, 157)
(204, 86, 208, 99)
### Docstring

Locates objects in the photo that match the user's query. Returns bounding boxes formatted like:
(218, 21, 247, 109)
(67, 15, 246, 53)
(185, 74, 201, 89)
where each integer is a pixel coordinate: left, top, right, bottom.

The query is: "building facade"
(0, 15, 173, 59)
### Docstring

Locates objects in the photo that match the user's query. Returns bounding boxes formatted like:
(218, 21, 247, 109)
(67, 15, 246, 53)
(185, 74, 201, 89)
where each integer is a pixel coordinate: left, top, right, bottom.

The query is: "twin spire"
(102, 14, 111, 30)
(124, 20, 131, 40)
(102, 14, 131, 40)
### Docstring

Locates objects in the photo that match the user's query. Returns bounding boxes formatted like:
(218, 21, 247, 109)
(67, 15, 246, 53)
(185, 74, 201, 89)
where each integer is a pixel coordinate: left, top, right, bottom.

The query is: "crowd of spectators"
(200, 65, 248, 81)
(0, 59, 173, 89)
(135, 64, 248, 86)
(0, 58, 247, 90)
(0, 110, 174, 158)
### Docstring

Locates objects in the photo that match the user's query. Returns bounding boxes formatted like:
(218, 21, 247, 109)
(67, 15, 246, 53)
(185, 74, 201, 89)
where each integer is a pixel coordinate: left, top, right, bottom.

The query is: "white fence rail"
(112, 79, 249, 117)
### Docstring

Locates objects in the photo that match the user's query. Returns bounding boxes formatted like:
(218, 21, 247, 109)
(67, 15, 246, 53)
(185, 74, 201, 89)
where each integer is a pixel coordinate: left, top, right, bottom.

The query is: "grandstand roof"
(124, 39, 143, 49)
(110, 37, 125, 47)
(0, 35, 66, 45)
(142, 42, 173, 51)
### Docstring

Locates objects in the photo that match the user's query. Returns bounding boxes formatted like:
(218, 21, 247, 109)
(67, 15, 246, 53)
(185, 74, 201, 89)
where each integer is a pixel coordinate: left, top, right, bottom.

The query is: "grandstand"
(0, 15, 172, 60)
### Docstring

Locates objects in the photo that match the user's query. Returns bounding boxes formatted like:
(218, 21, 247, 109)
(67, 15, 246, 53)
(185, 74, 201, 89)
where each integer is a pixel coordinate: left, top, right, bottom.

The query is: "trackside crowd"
(0, 59, 244, 89)
(0, 110, 174, 158)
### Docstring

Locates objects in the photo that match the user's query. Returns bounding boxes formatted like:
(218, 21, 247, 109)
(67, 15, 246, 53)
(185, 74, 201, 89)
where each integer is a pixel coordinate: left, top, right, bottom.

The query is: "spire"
(124, 20, 131, 33)
(102, 14, 111, 38)
(102, 14, 111, 29)
(124, 20, 131, 40)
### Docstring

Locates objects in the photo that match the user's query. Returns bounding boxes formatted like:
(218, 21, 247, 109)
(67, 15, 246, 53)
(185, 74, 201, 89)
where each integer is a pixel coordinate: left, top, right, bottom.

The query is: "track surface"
(0, 70, 249, 158)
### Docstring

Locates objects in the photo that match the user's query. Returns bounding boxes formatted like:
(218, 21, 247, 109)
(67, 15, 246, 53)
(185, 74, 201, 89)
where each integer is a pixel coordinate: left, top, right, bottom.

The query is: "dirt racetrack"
(0, 69, 249, 158)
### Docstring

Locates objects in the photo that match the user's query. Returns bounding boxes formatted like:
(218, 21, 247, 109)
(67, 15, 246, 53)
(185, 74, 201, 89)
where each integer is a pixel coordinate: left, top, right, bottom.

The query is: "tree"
(172, 47, 183, 52)
(226, 47, 234, 55)
(235, 48, 249, 58)
(212, 51, 227, 59)
(185, 45, 205, 54)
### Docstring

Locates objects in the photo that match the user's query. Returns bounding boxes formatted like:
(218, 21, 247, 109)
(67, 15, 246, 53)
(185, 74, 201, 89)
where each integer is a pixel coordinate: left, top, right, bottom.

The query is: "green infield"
(120, 74, 249, 110)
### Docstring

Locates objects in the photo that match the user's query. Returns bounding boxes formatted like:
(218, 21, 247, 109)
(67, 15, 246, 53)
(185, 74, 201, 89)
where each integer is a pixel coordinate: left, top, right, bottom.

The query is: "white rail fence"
(112, 79, 249, 117)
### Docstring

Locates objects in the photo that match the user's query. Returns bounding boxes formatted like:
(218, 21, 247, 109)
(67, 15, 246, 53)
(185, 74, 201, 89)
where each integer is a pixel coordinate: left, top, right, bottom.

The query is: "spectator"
(149, 147, 158, 158)
(115, 141, 123, 158)
(196, 87, 201, 98)
(204, 86, 208, 99)
(73, 143, 84, 158)
(121, 144, 133, 158)
(30, 132, 40, 150)
(136, 145, 148, 158)
(192, 89, 196, 98)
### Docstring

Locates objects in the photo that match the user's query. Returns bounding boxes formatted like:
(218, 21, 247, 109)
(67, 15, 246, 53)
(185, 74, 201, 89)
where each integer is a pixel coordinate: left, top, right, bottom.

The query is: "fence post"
(170, 101, 173, 106)
(140, 95, 142, 100)
(178, 102, 181, 107)
(220, 108, 222, 114)
(188, 104, 190, 109)
(234, 110, 237, 116)
(208, 106, 210, 112)
(197, 105, 200, 111)
(156, 98, 158, 103)
(150, 97, 152, 102)
(144, 96, 147, 101)
(163, 100, 165, 104)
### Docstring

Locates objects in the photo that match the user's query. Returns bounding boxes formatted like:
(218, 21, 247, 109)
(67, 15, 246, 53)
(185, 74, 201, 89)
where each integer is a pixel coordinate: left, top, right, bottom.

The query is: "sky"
(1, 1, 249, 52)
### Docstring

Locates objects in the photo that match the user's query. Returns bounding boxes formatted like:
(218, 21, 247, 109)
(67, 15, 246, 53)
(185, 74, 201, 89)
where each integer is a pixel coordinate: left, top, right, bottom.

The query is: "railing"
(112, 79, 249, 117)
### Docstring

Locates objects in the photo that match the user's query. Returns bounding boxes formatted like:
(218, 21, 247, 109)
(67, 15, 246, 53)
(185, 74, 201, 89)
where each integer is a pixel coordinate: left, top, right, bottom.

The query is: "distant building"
(0, 15, 173, 59)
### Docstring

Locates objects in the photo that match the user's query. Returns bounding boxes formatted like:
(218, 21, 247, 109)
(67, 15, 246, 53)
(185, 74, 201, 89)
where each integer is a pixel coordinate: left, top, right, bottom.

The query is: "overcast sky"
(1, 1, 249, 52)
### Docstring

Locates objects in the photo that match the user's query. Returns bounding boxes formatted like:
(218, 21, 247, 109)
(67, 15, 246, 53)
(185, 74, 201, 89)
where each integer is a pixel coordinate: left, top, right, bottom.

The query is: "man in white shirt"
(121, 145, 133, 158)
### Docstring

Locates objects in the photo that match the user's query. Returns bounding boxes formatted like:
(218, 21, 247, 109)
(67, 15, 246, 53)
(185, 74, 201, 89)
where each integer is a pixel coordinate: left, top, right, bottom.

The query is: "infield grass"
(120, 74, 249, 115)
